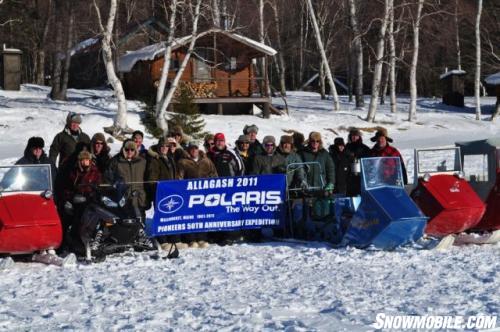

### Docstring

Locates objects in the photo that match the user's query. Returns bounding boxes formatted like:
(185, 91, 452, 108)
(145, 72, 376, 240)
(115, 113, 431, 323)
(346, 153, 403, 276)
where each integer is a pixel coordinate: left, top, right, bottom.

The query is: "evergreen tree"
(168, 83, 207, 139)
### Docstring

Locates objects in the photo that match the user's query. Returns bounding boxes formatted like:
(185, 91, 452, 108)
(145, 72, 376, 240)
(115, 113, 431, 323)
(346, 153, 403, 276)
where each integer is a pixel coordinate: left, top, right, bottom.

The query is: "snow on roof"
(118, 43, 165, 73)
(439, 69, 466, 80)
(485, 72, 500, 86)
(70, 37, 100, 56)
(118, 29, 277, 73)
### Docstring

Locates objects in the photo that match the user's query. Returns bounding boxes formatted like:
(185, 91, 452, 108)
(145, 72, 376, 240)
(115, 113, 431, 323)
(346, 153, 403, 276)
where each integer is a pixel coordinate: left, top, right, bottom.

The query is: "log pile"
(174, 82, 218, 98)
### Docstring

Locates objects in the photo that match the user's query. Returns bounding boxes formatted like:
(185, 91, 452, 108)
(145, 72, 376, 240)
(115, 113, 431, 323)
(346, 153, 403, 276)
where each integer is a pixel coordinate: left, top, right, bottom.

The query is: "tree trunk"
(474, 0, 482, 121)
(49, 0, 64, 100)
(366, 0, 392, 122)
(408, 0, 424, 122)
(271, 0, 286, 96)
(155, 0, 178, 133)
(455, 0, 461, 70)
(348, 0, 364, 109)
(94, 0, 129, 134)
(212, 0, 221, 28)
(388, 2, 397, 113)
(36, 0, 52, 85)
(60, 3, 74, 99)
(305, 0, 340, 111)
(156, 0, 202, 135)
(319, 61, 326, 99)
(380, 57, 389, 105)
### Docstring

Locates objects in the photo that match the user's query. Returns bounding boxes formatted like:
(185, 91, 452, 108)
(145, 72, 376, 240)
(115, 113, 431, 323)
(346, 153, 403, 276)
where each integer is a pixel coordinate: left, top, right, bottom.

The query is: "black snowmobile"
(66, 181, 178, 262)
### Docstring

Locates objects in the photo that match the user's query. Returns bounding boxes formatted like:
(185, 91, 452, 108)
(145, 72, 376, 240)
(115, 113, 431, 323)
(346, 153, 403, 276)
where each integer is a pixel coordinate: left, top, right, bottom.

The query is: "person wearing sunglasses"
(251, 136, 287, 176)
(90, 133, 110, 173)
(299, 132, 335, 193)
(234, 134, 252, 174)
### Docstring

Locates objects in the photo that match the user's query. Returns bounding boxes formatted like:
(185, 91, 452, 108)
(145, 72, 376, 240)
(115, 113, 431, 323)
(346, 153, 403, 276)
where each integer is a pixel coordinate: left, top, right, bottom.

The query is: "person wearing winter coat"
(146, 137, 178, 201)
(370, 129, 408, 185)
(251, 136, 287, 175)
(106, 140, 148, 210)
(344, 128, 371, 196)
(329, 137, 350, 195)
(177, 142, 218, 179)
(300, 132, 336, 191)
(91, 133, 110, 173)
(243, 124, 264, 157)
(203, 134, 215, 153)
(15, 136, 57, 181)
(132, 130, 148, 159)
(207, 133, 244, 177)
(49, 112, 91, 168)
(234, 135, 252, 174)
(276, 135, 306, 188)
(169, 125, 191, 149)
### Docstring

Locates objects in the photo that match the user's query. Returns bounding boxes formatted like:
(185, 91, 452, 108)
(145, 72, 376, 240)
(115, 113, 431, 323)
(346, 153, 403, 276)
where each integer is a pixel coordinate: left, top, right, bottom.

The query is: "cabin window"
(230, 57, 237, 70)
(193, 58, 212, 82)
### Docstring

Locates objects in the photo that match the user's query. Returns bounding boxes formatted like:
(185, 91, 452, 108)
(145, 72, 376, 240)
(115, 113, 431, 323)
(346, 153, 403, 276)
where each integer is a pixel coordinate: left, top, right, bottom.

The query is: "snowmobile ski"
(454, 230, 500, 246)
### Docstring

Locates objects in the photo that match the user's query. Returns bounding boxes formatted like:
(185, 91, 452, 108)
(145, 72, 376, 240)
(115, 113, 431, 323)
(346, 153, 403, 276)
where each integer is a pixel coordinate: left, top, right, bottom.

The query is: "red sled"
(457, 138, 500, 231)
(0, 165, 62, 255)
(411, 148, 485, 237)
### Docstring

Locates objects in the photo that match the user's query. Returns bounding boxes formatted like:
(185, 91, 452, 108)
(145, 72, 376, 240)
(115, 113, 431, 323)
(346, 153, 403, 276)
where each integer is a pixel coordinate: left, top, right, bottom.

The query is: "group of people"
(15, 111, 407, 250)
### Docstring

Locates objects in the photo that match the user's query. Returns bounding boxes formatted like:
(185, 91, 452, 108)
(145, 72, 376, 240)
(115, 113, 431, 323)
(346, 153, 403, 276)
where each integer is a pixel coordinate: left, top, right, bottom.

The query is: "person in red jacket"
(370, 129, 408, 185)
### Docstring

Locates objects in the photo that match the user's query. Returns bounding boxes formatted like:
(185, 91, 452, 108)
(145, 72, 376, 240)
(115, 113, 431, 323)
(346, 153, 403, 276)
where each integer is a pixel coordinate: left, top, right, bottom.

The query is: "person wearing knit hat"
(243, 124, 264, 157)
(328, 137, 349, 195)
(49, 112, 90, 168)
(345, 128, 371, 196)
(370, 128, 408, 184)
(252, 135, 287, 176)
(299, 131, 335, 191)
(234, 135, 252, 173)
(276, 135, 306, 188)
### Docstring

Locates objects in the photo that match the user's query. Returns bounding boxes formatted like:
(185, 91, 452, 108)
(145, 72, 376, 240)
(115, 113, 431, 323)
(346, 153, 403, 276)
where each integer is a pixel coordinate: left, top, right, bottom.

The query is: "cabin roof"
(485, 72, 500, 86)
(118, 28, 277, 73)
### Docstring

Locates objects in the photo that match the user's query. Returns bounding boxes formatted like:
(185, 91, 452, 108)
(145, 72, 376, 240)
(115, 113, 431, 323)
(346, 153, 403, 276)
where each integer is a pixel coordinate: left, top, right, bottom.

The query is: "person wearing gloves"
(299, 132, 336, 193)
(276, 135, 306, 189)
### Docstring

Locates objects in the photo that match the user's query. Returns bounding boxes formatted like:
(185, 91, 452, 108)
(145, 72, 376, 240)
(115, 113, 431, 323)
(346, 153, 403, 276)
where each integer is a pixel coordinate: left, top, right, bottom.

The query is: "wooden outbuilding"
(68, 17, 169, 89)
(440, 69, 466, 107)
(118, 28, 277, 117)
(0, 46, 22, 91)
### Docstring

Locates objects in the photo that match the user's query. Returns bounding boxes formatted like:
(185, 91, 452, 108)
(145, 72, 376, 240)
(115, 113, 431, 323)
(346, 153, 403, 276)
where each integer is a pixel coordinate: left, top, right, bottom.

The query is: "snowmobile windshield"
(0, 165, 52, 193)
(361, 157, 404, 190)
(415, 147, 462, 176)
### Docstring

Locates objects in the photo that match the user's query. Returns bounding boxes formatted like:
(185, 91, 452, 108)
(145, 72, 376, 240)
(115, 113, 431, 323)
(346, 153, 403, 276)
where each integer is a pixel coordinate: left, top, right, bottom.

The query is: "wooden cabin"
(118, 29, 277, 117)
(0, 46, 22, 91)
(485, 72, 500, 115)
(440, 69, 466, 107)
(68, 17, 169, 89)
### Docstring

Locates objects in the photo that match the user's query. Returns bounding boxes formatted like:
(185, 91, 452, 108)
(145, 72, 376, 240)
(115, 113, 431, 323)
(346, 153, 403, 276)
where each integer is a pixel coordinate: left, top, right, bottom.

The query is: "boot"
(135, 228, 154, 251)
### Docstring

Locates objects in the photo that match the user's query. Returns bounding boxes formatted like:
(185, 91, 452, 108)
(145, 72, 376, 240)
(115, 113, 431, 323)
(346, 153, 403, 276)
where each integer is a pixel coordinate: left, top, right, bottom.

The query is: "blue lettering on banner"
(146, 174, 287, 236)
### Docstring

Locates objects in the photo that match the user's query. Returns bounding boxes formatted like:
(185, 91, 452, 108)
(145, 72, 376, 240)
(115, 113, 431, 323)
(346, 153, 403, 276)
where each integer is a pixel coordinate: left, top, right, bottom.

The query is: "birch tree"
(305, 0, 340, 111)
(454, 0, 461, 70)
(474, 0, 483, 121)
(348, 0, 364, 109)
(366, 0, 392, 122)
(269, 0, 287, 96)
(388, 2, 397, 113)
(94, 0, 129, 135)
(408, 0, 424, 122)
(155, 0, 202, 135)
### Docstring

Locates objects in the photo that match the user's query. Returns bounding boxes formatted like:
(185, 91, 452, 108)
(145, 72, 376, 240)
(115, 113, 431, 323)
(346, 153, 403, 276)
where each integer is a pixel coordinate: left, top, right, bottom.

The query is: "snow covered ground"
(0, 85, 499, 331)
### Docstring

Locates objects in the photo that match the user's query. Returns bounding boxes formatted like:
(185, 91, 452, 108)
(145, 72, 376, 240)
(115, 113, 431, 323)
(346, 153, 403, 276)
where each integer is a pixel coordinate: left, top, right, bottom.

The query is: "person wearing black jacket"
(344, 128, 371, 196)
(15, 137, 57, 180)
(329, 137, 350, 195)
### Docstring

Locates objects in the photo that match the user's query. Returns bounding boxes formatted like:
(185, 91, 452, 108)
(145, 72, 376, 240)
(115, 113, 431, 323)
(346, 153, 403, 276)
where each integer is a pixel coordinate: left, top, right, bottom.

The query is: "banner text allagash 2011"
(146, 174, 287, 236)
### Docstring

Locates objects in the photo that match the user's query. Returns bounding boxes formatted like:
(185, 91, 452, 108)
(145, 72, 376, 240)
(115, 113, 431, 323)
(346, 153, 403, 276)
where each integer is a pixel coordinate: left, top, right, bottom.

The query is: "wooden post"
(263, 102, 270, 118)
(217, 103, 223, 115)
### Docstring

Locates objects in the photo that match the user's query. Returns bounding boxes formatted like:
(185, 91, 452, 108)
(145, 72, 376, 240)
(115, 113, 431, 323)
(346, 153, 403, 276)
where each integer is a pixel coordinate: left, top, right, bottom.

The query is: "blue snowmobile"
(287, 157, 427, 249)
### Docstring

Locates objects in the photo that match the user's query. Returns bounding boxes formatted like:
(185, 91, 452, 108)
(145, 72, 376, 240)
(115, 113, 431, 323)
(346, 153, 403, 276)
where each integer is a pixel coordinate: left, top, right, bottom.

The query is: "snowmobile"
(0, 164, 75, 267)
(67, 180, 178, 262)
(410, 147, 486, 238)
(287, 157, 427, 250)
(454, 138, 500, 244)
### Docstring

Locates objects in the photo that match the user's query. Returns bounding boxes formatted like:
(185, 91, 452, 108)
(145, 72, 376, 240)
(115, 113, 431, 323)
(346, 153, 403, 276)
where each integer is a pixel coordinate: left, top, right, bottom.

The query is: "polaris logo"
(189, 191, 282, 208)
(158, 195, 184, 214)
